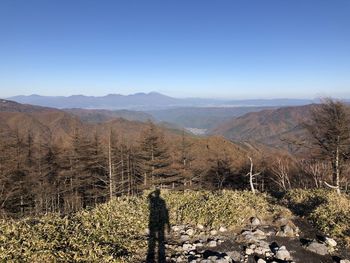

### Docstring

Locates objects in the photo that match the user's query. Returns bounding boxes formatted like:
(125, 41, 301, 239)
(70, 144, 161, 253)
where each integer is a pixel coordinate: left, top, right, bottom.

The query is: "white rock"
(251, 217, 261, 226)
(325, 237, 337, 247)
(197, 224, 204, 230)
(245, 248, 254, 255)
(275, 246, 291, 260)
(182, 243, 195, 251)
(257, 259, 266, 263)
(210, 229, 218, 236)
(340, 260, 350, 263)
(172, 225, 182, 232)
(194, 240, 204, 247)
(186, 228, 195, 236)
(180, 234, 190, 241)
(208, 240, 217, 247)
(219, 226, 227, 232)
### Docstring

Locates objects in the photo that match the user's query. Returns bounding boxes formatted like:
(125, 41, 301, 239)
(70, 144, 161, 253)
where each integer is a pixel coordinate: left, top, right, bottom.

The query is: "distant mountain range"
(7, 92, 316, 110)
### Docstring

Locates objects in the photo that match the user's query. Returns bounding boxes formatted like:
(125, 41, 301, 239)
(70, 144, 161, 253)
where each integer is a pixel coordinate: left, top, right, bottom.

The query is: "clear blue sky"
(0, 0, 349, 99)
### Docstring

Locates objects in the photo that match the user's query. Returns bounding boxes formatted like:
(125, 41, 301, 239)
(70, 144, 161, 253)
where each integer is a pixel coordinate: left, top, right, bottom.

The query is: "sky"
(0, 0, 349, 99)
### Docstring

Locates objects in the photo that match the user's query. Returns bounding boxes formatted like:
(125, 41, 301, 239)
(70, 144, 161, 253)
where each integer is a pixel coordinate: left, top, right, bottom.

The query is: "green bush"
(283, 189, 350, 240)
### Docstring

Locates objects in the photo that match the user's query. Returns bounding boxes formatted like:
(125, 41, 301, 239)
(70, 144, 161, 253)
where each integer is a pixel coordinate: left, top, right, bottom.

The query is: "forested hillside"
(1, 99, 349, 220)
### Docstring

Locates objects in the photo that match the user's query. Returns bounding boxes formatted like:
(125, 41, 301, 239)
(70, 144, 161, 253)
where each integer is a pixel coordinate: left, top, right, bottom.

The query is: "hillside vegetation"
(283, 189, 350, 243)
(0, 190, 288, 262)
(211, 104, 316, 148)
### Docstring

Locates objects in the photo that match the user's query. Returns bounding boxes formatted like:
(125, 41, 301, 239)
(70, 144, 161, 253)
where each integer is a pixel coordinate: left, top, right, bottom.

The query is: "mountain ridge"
(7, 92, 317, 110)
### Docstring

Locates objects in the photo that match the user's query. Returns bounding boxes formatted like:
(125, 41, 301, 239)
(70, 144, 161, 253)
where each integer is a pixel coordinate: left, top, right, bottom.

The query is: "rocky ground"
(146, 216, 350, 263)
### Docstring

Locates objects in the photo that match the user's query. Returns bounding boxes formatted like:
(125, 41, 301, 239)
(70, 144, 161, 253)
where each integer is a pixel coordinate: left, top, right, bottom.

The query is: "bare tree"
(298, 159, 331, 188)
(304, 99, 350, 194)
(247, 156, 260, 194)
(270, 157, 291, 191)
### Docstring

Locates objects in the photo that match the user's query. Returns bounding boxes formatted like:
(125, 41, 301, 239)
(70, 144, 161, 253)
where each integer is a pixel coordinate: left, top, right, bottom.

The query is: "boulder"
(275, 246, 291, 260)
(276, 222, 299, 237)
(208, 240, 217, 247)
(219, 226, 227, 232)
(305, 241, 328, 255)
(197, 224, 205, 230)
(210, 229, 218, 236)
(251, 217, 261, 226)
(225, 251, 241, 261)
(324, 237, 337, 247)
(186, 228, 195, 236)
(180, 234, 190, 241)
(245, 248, 254, 255)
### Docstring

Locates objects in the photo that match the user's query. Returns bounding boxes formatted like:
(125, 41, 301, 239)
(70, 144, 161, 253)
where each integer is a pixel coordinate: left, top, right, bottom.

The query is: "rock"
(182, 242, 195, 251)
(180, 234, 190, 241)
(208, 240, 217, 247)
(194, 240, 204, 247)
(245, 248, 254, 255)
(186, 228, 195, 236)
(253, 229, 266, 238)
(340, 260, 350, 263)
(275, 246, 291, 260)
(274, 216, 289, 226)
(324, 237, 337, 247)
(277, 222, 299, 237)
(225, 251, 241, 261)
(257, 259, 266, 263)
(199, 231, 206, 237)
(197, 224, 205, 230)
(251, 217, 261, 226)
(219, 226, 227, 232)
(305, 241, 328, 255)
(249, 244, 256, 249)
(210, 229, 218, 236)
(208, 255, 218, 261)
(216, 259, 230, 263)
(172, 225, 183, 232)
(254, 244, 270, 255)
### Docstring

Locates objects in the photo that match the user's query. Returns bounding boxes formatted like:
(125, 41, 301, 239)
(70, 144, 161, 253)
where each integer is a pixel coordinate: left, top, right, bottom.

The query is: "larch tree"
(139, 121, 171, 188)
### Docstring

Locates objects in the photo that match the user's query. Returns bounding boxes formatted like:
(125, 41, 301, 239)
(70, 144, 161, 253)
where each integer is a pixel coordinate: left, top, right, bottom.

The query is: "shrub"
(0, 190, 288, 262)
(283, 189, 350, 240)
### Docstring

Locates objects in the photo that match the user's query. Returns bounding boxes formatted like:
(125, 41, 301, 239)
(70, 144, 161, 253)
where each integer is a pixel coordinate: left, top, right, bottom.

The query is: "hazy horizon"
(4, 91, 348, 101)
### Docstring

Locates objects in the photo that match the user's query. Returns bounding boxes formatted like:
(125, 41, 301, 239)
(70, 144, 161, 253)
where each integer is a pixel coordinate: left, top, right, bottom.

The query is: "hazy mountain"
(64, 108, 154, 123)
(7, 93, 316, 110)
(148, 106, 277, 131)
(8, 92, 180, 110)
(211, 104, 317, 148)
(0, 99, 56, 113)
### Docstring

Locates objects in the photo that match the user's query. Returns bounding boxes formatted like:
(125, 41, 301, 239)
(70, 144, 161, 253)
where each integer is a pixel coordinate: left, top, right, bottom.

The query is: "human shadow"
(146, 189, 170, 263)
